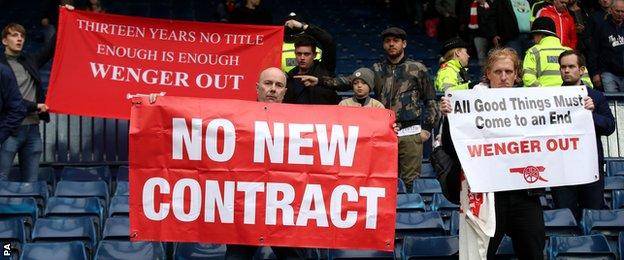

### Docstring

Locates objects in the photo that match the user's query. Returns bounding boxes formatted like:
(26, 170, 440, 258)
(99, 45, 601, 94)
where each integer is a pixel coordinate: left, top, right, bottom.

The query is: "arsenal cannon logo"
(509, 166, 548, 183)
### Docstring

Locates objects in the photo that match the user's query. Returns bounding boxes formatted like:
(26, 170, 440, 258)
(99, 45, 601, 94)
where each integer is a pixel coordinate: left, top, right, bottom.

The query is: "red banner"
(129, 96, 398, 251)
(46, 9, 283, 119)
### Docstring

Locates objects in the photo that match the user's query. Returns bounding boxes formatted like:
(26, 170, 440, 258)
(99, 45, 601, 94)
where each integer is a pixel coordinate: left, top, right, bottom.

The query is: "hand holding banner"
(129, 96, 398, 251)
(447, 87, 598, 192)
(47, 9, 283, 119)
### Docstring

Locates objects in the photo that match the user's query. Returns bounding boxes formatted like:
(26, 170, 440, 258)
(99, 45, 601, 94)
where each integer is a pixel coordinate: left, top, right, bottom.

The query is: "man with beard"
(295, 27, 439, 191)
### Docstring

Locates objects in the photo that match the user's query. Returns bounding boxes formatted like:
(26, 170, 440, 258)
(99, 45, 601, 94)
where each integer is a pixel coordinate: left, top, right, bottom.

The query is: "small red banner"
(47, 9, 283, 119)
(129, 96, 398, 251)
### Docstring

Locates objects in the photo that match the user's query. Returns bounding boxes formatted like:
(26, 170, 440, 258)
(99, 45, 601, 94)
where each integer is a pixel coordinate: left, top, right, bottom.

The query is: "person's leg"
(616, 74, 624, 92)
(578, 174, 605, 214)
(0, 126, 25, 181)
(551, 185, 580, 220)
(398, 134, 422, 191)
(473, 36, 489, 66)
(224, 245, 259, 260)
(18, 125, 42, 182)
(507, 192, 545, 260)
(487, 192, 508, 259)
(601, 72, 620, 93)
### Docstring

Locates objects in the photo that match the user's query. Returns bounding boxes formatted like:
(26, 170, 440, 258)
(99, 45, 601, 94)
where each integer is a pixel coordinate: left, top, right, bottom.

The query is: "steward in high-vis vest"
(523, 17, 592, 87)
(435, 37, 474, 92)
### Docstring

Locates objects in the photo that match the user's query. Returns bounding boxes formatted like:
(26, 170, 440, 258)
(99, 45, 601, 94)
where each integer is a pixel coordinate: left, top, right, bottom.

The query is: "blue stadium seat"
(605, 176, 624, 203)
(31, 217, 98, 255)
(401, 235, 458, 259)
(396, 193, 426, 212)
(115, 181, 129, 196)
(397, 179, 407, 194)
(582, 209, 624, 238)
(411, 179, 441, 203)
(102, 217, 129, 240)
(173, 243, 226, 260)
(614, 190, 624, 210)
(20, 241, 88, 260)
(543, 208, 581, 237)
(254, 246, 276, 259)
(44, 197, 104, 234)
(420, 163, 436, 179)
(549, 234, 616, 259)
(55, 180, 109, 207)
(0, 181, 48, 211)
(540, 196, 553, 210)
(607, 160, 624, 176)
(38, 167, 56, 194)
(430, 193, 459, 219)
(327, 249, 393, 259)
(495, 236, 515, 258)
(108, 196, 129, 217)
(116, 166, 128, 182)
(0, 218, 26, 257)
(449, 210, 459, 236)
(94, 241, 165, 260)
(60, 166, 112, 186)
(395, 211, 446, 239)
(0, 197, 38, 231)
(620, 232, 624, 260)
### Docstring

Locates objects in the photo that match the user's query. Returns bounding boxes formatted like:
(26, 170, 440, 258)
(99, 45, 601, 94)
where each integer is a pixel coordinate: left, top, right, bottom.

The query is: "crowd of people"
(0, 0, 620, 259)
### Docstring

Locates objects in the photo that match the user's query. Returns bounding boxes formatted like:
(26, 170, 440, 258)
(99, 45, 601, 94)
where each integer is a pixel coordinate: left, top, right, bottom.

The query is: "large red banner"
(129, 96, 398, 251)
(46, 9, 283, 119)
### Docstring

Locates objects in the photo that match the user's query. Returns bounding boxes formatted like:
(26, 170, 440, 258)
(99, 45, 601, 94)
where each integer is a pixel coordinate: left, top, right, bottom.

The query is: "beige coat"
(338, 96, 385, 108)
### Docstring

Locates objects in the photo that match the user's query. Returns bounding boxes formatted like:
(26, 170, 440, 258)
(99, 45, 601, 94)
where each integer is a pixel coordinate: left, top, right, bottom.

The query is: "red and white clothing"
(458, 171, 496, 260)
(537, 5, 578, 49)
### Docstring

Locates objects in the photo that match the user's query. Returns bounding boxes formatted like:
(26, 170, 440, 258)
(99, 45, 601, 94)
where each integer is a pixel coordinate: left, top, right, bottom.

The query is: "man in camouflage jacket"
(295, 27, 439, 191)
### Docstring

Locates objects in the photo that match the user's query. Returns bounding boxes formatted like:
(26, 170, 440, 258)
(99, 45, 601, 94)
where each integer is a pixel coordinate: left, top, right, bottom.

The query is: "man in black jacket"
(0, 63, 26, 181)
(0, 22, 55, 182)
(283, 19, 340, 105)
(589, 0, 624, 92)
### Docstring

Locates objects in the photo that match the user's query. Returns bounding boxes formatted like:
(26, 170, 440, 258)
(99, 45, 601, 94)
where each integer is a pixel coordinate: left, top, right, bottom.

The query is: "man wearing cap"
(523, 17, 572, 87)
(283, 18, 340, 105)
(339, 68, 385, 108)
(296, 27, 439, 191)
(435, 37, 473, 92)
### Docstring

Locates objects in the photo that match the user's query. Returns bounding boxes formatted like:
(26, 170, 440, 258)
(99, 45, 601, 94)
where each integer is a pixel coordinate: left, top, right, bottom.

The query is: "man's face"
(295, 46, 315, 71)
(612, 1, 624, 24)
(554, 0, 570, 9)
(600, 0, 613, 9)
(383, 36, 406, 59)
(559, 54, 584, 85)
(486, 57, 516, 88)
(352, 78, 370, 98)
(2, 29, 24, 55)
(257, 69, 287, 103)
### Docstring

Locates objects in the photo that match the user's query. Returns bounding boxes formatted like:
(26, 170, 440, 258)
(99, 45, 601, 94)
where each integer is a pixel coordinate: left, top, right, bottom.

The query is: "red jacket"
(537, 5, 577, 49)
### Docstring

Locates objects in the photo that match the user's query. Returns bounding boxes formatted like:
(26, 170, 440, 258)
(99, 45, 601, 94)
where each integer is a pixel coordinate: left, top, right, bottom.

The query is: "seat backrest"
(608, 160, 624, 176)
(0, 197, 38, 223)
(173, 243, 226, 260)
(116, 166, 129, 182)
(0, 181, 48, 209)
(614, 190, 624, 210)
(60, 166, 112, 185)
(396, 193, 426, 212)
(430, 193, 459, 212)
(44, 197, 103, 233)
(411, 179, 441, 198)
(20, 241, 88, 260)
(420, 163, 436, 179)
(115, 181, 129, 196)
(327, 249, 394, 259)
(543, 208, 580, 236)
(102, 217, 130, 240)
(582, 209, 624, 237)
(549, 234, 616, 259)
(402, 235, 458, 259)
(31, 217, 97, 252)
(0, 218, 26, 244)
(605, 176, 624, 191)
(94, 241, 165, 260)
(108, 196, 129, 217)
(55, 181, 109, 206)
(395, 211, 446, 239)
(397, 179, 407, 194)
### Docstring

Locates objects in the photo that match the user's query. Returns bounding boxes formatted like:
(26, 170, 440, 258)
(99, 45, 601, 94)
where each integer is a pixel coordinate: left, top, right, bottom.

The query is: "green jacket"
(435, 59, 470, 92)
(523, 36, 592, 87)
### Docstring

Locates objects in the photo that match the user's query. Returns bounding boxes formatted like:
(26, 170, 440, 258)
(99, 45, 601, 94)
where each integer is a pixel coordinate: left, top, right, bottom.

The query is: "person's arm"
(0, 68, 26, 143)
(590, 92, 615, 136)
(522, 49, 539, 87)
(304, 24, 336, 74)
(420, 66, 440, 138)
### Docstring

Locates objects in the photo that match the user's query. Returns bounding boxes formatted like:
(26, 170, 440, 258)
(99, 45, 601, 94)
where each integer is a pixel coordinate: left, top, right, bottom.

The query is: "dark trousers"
(552, 174, 605, 221)
(225, 245, 303, 259)
(487, 190, 545, 260)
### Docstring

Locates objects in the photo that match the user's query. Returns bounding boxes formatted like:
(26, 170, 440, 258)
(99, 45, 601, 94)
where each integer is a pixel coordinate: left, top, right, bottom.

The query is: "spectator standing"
(552, 50, 615, 221)
(338, 68, 385, 108)
(589, 0, 624, 92)
(537, 0, 578, 48)
(283, 20, 340, 105)
(230, 0, 273, 25)
(488, 0, 533, 56)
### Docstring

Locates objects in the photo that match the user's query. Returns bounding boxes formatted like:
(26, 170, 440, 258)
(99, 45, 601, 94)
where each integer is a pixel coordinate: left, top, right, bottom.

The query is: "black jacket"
(0, 63, 26, 143)
(284, 24, 340, 105)
(588, 15, 624, 77)
(0, 35, 56, 122)
(486, 0, 520, 42)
